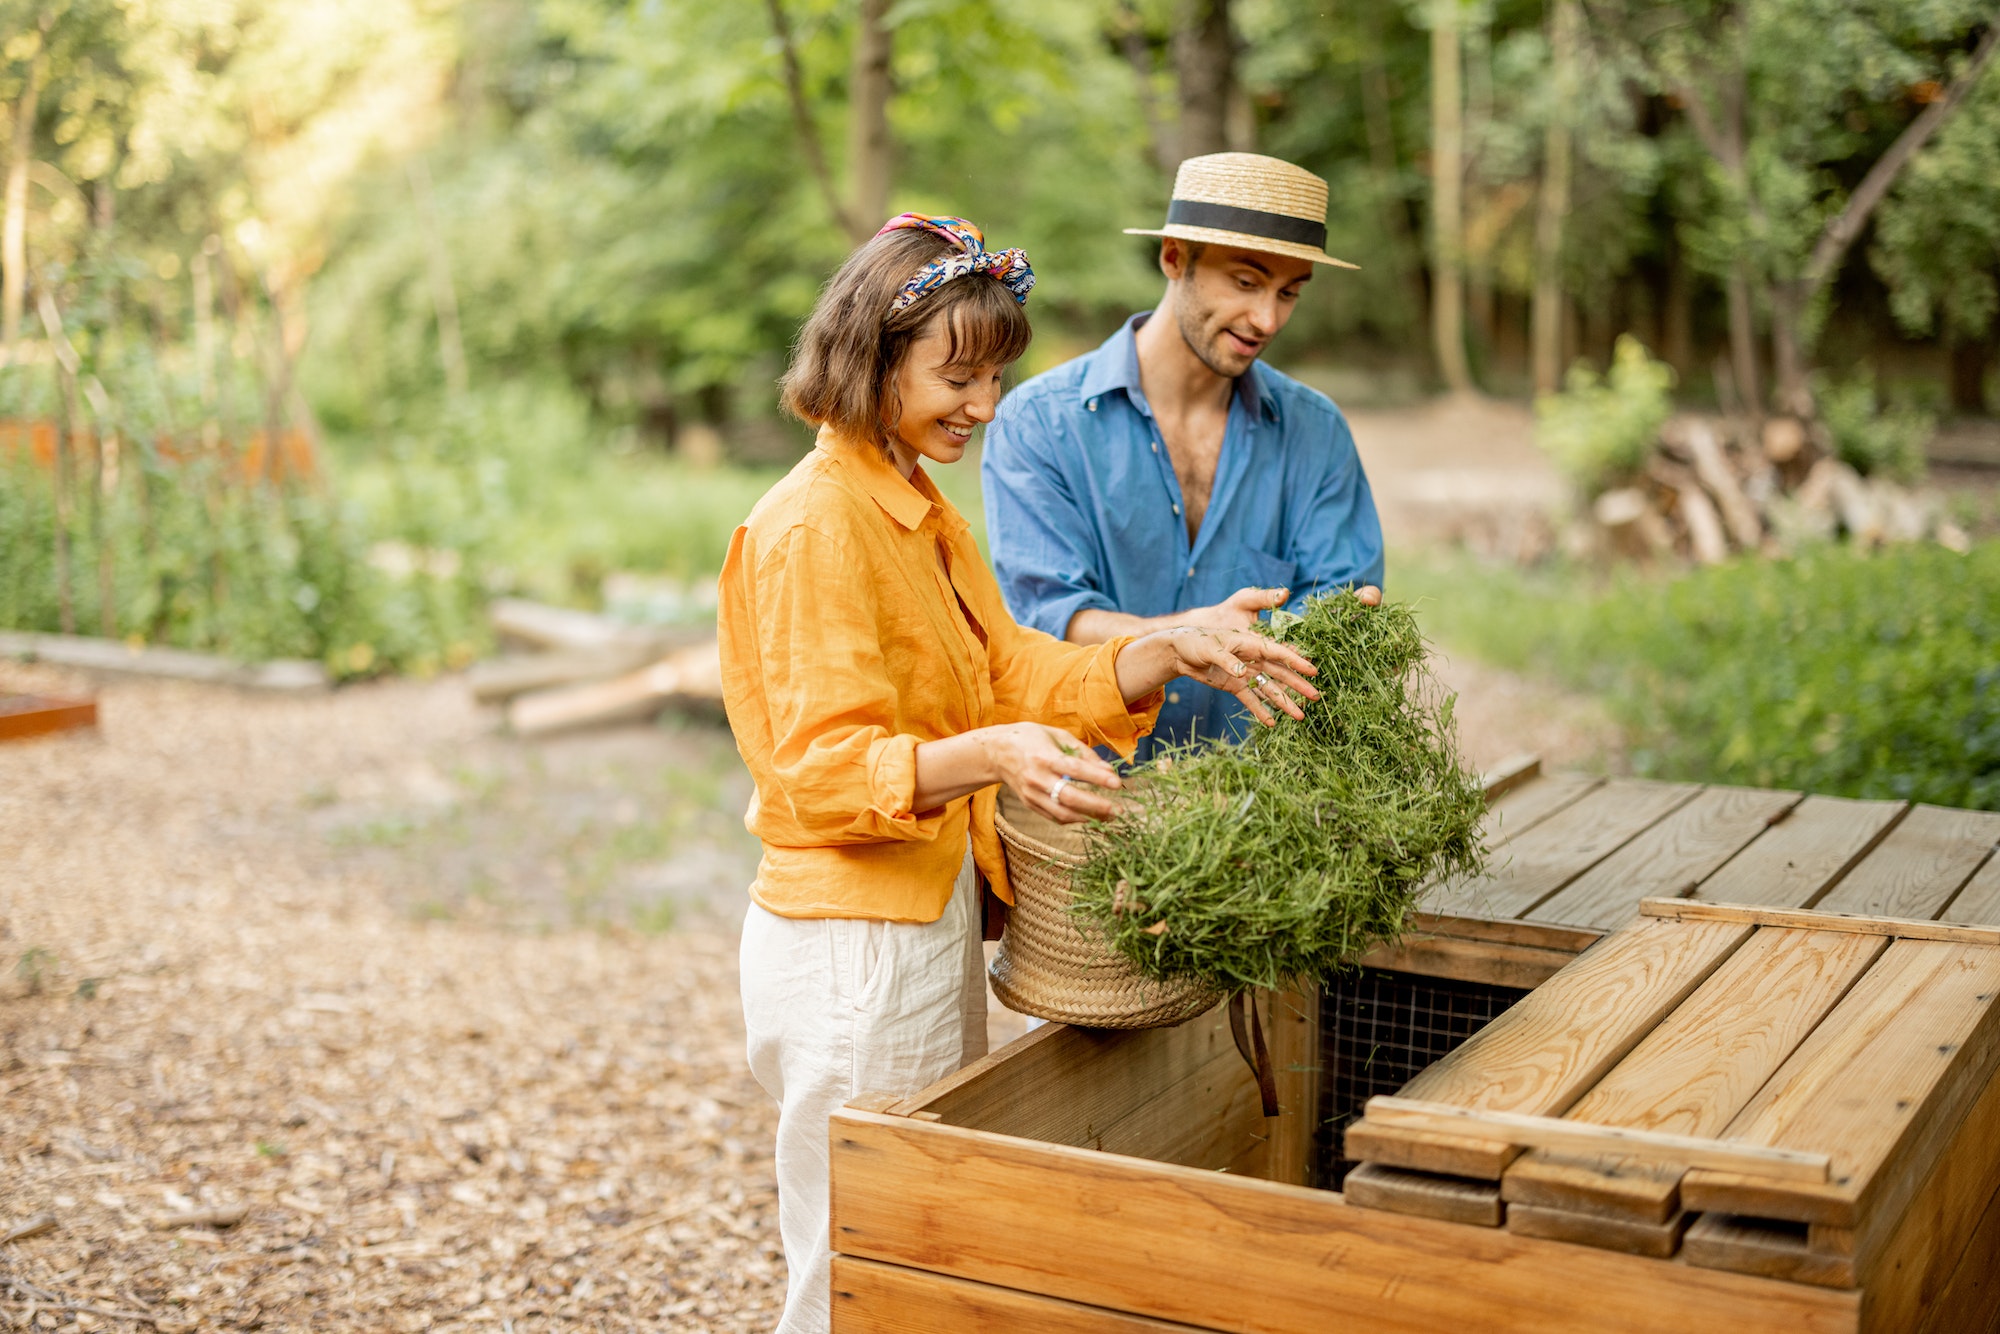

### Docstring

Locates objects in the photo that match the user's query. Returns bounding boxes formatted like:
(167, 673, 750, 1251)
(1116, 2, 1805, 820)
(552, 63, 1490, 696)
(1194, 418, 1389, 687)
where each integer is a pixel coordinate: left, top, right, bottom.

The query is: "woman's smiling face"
(887, 321, 1008, 476)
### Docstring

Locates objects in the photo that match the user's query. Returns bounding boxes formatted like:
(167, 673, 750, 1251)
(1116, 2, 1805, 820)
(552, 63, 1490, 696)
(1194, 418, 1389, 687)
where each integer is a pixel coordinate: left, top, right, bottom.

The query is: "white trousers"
(740, 850, 986, 1334)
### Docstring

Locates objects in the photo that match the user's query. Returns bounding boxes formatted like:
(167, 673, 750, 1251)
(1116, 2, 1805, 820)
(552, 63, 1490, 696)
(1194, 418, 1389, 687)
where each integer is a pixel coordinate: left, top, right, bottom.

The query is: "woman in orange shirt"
(718, 215, 1318, 1332)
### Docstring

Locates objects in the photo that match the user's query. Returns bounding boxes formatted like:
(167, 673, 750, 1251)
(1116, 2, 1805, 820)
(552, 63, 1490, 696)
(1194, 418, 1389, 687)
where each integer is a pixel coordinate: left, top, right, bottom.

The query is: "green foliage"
(1070, 595, 1489, 993)
(1533, 335, 1674, 495)
(1816, 375, 1933, 483)
(1400, 543, 2000, 810)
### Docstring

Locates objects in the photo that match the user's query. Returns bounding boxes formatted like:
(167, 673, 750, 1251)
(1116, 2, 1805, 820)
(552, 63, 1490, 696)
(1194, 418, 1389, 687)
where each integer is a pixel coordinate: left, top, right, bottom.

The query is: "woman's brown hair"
(780, 227, 1032, 453)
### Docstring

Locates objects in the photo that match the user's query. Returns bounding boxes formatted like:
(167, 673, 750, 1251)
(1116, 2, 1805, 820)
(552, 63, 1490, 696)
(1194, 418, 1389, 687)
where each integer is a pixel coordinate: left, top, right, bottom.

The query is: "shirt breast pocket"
(1222, 543, 1297, 595)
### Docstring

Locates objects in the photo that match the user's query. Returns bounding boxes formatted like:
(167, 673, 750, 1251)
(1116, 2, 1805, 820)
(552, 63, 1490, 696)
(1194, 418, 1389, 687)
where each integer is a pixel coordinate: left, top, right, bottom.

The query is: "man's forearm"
(1065, 607, 1174, 645)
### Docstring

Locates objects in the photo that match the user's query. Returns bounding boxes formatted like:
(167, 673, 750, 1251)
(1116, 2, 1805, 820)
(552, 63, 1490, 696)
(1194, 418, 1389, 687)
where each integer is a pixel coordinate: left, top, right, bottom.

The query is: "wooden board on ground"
(1530, 786, 1802, 931)
(0, 694, 97, 742)
(1693, 795, 1907, 909)
(1501, 926, 1884, 1226)
(1343, 914, 1748, 1180)
(467, 644, 674, 704)
(1812, 805, 2000, 920)
(1441, 779, 1702, 921)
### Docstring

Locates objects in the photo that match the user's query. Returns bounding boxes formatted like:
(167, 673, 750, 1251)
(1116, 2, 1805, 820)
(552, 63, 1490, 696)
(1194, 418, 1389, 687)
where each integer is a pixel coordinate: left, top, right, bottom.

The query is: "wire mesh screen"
(1315, 967, 1529, 1189)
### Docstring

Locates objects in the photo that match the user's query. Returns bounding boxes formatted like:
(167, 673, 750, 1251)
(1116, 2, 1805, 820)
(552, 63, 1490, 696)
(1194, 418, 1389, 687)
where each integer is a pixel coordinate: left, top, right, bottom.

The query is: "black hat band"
(1165, 199, 1327, 251)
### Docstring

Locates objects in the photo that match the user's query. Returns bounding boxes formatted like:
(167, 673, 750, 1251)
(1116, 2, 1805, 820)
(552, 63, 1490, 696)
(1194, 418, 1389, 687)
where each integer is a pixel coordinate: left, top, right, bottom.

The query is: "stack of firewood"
(473, 598, 722, 737)
(1583, 415, 1970, 565)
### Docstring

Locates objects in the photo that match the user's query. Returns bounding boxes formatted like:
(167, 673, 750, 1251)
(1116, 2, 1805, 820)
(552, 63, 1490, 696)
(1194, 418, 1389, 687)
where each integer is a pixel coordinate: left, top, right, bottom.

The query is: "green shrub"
(1533, 335, 1675, 496)
(1398, 542, 2000, 810)
(1816, 375, 1933, 483)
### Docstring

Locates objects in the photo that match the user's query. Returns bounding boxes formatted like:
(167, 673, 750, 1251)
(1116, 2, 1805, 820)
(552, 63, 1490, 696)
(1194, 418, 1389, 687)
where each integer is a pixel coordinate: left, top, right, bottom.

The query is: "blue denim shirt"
(983, 314, 1384, 760)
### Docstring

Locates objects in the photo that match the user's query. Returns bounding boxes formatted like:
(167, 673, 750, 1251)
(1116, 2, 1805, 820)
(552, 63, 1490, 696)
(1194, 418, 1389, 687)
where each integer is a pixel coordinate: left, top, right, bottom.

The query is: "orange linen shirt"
(718, 428, 1162, 923)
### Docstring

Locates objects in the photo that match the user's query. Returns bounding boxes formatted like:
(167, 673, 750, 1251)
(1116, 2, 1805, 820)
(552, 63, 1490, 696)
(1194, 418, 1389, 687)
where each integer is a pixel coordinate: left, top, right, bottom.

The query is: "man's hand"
(1066, 583, 1383, 645)
(1184, 585, 1291, 632)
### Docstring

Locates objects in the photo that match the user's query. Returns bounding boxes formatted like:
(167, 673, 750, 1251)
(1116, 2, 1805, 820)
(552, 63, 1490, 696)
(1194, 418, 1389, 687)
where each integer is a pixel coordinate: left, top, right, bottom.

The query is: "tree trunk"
(1429, 2, 1473, 394)
(1950, 338, 1991, 414)
(1531, 0, 1578, 395)
(1174, 0, 1234, 159)
(766, 0, 860, 237)
(1725, 260, 1762, 418)
(1360, 40, 1431, 332)
(1117, 4, 1179, 175)
(847, 0, 893, 238)
(3, 58, 45, 356)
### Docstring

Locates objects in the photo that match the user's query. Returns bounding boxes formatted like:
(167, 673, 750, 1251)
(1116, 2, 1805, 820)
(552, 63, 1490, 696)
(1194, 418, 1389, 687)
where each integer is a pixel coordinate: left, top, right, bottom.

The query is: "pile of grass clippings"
(1071, 593, 1488, 993)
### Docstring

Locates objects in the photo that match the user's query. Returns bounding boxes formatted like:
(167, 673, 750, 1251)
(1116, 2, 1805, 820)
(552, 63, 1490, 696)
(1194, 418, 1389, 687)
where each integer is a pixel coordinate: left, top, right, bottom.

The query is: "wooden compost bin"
(828, 760, 2000, 1333)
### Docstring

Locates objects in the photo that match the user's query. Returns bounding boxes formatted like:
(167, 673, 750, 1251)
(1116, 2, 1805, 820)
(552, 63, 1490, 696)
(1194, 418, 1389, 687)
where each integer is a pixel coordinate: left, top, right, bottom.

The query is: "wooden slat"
(1850, 1021, 2000, 1329)
(1639, 898, 2000, 946)
(1418, 773, 1604, 917)
(1440, 779, 1703, 921)
(1506, 1201, 1685, 1258)
(1908, 1173, 2000, 1334)
(1352, 934, 1577, 990)
(1409, 912, 1604, 953)
(1363, 1096, 1830, 1182)
(1483, 771, 1602, 839)
(1681, 937, 2000, 1229)
(1478, 753, 1543, 802)
(1944, 850, 2000, 926)
(1532, 786, 1802, 931)
(1695, 795, 1907, 909)
(1682, 1214, 1850, 1287)
(830, 1109, 1862, 1334)
(1501, 927, 1887, 1225)
(895, 1005, 1233, 1136)
(1343, 1162, 1502, 1226)
(1261, 987, 1319, 1186)
(1346, 915, 1751, 1178)
(831, 1256, 1220, 1333)
(1813, 805, 2000, 919)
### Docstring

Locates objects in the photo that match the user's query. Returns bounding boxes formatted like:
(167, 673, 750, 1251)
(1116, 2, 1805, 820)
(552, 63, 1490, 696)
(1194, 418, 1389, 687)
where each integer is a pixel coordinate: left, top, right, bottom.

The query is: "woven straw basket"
(990, 786, 1221, 1029)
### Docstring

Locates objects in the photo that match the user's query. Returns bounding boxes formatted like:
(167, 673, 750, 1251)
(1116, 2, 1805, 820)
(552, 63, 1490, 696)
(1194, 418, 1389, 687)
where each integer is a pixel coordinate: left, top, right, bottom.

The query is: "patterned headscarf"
(876, 214, 1035, 312)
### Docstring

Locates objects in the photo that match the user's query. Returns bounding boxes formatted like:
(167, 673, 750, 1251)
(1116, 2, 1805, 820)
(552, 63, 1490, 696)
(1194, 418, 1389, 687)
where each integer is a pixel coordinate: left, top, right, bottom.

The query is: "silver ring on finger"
(1253, 673, 1270, 688)
(1049, 774, 1074, 805)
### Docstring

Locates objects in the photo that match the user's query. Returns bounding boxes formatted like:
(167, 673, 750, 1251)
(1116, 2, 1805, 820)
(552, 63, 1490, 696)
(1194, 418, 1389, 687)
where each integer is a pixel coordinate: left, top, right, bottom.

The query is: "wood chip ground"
(0, 664, 782, 1331)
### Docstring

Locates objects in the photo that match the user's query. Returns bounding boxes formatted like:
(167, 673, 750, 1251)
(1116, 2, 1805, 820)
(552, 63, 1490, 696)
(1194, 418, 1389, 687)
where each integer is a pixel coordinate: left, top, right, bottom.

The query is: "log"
(1684, 420, 1764, 550)
(488, 597, 686, 653)
(467, 644, 675, 704)
(507, 640, 723, 736)
(0, 630, 328, 692)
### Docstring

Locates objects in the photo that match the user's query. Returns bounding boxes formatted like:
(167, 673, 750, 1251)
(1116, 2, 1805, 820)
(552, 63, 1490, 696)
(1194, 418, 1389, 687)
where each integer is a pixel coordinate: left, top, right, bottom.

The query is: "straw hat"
(1126, 152, 1357, 270)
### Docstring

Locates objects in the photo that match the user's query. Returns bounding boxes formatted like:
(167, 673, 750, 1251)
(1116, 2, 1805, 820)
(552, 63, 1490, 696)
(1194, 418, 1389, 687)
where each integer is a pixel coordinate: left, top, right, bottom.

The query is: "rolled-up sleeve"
(720, 523, 947, 848)
(1284, 407, 1386, 607)
(963, 549, 1162, 759)
(983, 393, 1117, 641)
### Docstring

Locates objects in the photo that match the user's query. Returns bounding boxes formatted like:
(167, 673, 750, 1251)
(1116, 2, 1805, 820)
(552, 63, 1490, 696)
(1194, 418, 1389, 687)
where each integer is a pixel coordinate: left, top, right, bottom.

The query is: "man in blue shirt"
(984, 153, 1384, 758)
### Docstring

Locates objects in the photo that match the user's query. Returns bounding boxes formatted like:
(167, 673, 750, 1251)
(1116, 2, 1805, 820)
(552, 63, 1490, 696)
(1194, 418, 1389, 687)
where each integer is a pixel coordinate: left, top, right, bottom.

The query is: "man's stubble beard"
(1171, 280, 1256, 380)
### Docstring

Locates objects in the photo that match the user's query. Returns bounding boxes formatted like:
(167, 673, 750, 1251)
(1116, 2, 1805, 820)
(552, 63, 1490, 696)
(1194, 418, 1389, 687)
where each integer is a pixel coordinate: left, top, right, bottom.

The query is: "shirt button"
(1151, 442, 1159, 454)
(1172, 503, 1181, 516)
(1187, 567, 1195, 577)
(1168, 692, 1180, 704)
(1087, 399, 1098, 411)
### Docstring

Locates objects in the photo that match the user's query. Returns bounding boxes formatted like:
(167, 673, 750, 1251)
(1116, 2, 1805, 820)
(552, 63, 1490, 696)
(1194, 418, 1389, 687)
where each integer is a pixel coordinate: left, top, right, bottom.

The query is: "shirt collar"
(816, 427, 936, 532)
(1075, 312, 1280, 424)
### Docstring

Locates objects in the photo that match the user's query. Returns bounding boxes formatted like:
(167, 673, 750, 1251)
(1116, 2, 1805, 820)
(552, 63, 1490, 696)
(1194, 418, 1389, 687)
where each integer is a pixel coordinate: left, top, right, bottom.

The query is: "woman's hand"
(1120, 627, 1322, 727)
(981, 721, 1125, 825)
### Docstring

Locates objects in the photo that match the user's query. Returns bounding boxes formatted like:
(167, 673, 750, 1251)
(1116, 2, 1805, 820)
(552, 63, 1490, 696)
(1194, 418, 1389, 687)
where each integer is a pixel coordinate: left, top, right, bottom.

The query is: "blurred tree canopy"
(1, 0, 1996, 467)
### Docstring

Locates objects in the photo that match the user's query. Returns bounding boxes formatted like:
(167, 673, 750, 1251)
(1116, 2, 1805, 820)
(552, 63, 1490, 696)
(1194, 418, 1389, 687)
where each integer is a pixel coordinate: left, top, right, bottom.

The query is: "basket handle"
(1228, 992, 1280, 1118)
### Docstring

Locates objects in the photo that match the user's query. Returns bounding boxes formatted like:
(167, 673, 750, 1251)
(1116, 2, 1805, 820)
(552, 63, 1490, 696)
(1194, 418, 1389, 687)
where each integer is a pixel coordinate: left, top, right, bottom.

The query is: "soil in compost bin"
(1315, 968, 1528, 1189)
